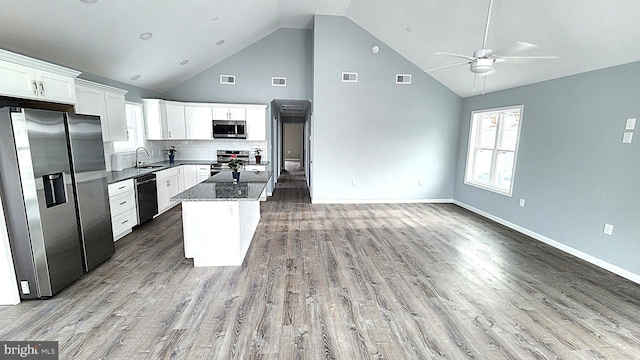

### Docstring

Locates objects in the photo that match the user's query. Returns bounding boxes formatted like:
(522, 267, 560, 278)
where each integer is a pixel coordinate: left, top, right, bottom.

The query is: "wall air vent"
(396, 74, 412, 84)
(342, 72, 358, 83)
(272, 77, 286, 86)
(220, 75, 236, 85)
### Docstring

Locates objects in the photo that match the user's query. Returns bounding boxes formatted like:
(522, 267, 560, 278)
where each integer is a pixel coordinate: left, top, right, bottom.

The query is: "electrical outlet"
(625, 118, 636, 130)
(519, 199, 526, 207)
(622, 132, 633, 144)
(227, 205, 234, 216)
(352, 179, 357, 186)
(603, 223, 614, 236)
(20, 281, 30, 294)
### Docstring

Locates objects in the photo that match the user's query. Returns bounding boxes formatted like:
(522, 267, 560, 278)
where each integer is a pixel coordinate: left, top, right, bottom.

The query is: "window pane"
(473, 149, 493, 185)
(478, 115, 497, 148)
(499, 111, 520, 151)
(495, 151, 514, 190)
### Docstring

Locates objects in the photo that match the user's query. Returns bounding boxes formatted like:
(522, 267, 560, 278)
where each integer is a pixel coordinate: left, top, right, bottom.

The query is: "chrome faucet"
(135, 147, 149, 168)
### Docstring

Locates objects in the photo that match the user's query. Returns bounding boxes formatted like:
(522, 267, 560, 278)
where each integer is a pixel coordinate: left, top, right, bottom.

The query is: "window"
(464, 105, 523, 196)
(113, 102, 144, 153)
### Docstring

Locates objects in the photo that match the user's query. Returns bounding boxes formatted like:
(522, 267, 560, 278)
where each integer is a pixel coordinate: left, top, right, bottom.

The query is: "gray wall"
(164, 28, 313, 103)
(312, 15, 462, 203)
(284, 123, 304, 160)
(454, 61, 640, 276)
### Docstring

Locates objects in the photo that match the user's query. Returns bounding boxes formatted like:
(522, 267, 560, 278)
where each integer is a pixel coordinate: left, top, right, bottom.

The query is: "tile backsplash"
(105, 140, 267, 171)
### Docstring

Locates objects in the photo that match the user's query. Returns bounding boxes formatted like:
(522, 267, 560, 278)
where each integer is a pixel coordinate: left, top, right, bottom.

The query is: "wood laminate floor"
(1, 167, 640, 359)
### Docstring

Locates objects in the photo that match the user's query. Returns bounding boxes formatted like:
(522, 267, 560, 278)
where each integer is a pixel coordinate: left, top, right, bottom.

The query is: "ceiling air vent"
(396, 74, 412, 84)
(342, 72, 358, 83)
(220, 75, 236, 85)
(272, 77, 286, 86)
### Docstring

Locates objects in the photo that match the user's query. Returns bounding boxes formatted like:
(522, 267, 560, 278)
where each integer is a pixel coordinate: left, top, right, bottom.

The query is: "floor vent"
(272, 77, 286, 86)
(342, 72, 358, 83)
(220, 75, 236, 85)
(396, 74, 412, 84)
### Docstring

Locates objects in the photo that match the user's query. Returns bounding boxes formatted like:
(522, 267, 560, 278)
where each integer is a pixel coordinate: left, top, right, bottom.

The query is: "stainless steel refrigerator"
(0, 108, 114, 299)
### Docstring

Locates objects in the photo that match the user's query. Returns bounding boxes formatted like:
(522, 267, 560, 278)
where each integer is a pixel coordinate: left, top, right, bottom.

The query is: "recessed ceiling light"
(216, 40, 225, 46)
(139, 32, 152, 40)
(80, 0, 98, 3)
(180, 60, 189, 65)
(130, 75, 141, 80)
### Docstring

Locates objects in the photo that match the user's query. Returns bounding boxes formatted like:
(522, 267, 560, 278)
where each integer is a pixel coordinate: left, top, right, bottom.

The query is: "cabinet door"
(0, 60, 38, 100)
(158, 174, 180, 213)
(185, 106, 213, 139)
(75, 85, 110, 140)
(143, 99, 165, 140)
(183, 165, 198, 189)
(104, 91, 127, 141)
(35, 69, 76, 104)
(246, 107, 266, 141)
(196, 171, 210, 183)
(165, 103, 186, 139)
(212, 106, 230, 120)
(228, 107, 246, 120)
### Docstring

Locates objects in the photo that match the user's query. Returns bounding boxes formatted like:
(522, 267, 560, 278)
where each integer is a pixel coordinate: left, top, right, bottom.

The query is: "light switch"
(623, 132, 633, 144)
(603, 223, 614, 236)
(625, 118, 636, 130)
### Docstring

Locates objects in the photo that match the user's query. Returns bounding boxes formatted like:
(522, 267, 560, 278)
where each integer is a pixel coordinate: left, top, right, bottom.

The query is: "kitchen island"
(171, 171, 271, 267)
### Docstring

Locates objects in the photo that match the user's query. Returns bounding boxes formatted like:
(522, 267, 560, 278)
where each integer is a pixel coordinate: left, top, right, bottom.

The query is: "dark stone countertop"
(171, 171, 272, 202)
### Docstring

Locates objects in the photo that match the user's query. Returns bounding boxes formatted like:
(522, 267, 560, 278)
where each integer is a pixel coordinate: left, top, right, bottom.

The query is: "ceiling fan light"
(470, 58, 494, 73)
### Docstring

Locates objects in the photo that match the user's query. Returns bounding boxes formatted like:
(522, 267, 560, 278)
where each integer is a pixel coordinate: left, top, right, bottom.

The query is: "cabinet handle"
(167, 181, 171, 187)
(38, 82, 45, 96)
(122, 220, 129, 224)
(168, 131, 172, 138)
(119, 201, 127, 205)
(32, 81, 38, 95)
(118, 186, 126, 189)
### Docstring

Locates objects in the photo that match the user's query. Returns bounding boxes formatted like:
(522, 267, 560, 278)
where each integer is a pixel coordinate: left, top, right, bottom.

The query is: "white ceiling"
(1, 0, 639, 97)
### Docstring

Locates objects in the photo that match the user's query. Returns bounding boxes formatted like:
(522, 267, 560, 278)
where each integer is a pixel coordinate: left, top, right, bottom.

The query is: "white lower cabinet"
(196, 165, 211, 183)
(182, 165, 198, 189)
(156, 167, 181, 214)
(108, 179, 137, 241)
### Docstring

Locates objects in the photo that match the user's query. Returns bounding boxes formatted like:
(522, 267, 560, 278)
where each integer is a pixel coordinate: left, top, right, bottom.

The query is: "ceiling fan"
(429, 0, 557, 93)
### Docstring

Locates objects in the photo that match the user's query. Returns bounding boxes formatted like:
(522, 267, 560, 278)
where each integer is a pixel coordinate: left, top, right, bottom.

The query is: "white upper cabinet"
(185, 105, 213, 139)
(165, 102, 186, 139)
(245, 105, 267, 141)
(142, 99, 165, 140)
(212, 105, 246, 120)
(75, 79, 128, 141)
(0, 49, 80, 104)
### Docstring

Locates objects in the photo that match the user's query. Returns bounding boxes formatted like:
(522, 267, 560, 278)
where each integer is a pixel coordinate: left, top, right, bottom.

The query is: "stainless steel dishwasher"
(135, 173, 158, 225)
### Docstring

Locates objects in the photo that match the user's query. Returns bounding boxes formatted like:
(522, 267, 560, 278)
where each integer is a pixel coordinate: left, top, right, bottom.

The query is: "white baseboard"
(311, 198, 453, 205)
(453, 200, 640, 285)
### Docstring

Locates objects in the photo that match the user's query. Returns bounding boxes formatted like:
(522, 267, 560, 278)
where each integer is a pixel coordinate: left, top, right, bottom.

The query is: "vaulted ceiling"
(1, 0, 639, 98)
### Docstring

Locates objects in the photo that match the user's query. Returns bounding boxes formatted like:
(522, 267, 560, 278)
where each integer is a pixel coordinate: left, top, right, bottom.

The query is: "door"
(21, 109, 84, 297)
(66, 113, 115, 271)
(185, 106, 213, 139)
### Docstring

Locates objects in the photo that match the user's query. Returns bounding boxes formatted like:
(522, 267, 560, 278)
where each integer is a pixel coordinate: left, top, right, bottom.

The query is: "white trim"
(0, 48, 81, 78)
(453, 200, 640, 285)
(75, 78, 127, 95)
(312, 198, 453, 204)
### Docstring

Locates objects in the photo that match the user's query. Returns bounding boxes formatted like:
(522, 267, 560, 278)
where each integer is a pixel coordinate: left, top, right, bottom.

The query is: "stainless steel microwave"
(212, 120, 247, 139)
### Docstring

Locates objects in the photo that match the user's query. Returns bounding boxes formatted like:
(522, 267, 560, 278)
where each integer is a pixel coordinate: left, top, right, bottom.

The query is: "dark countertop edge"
(171, 181, 269, 202)
(107, 160, 270, 184)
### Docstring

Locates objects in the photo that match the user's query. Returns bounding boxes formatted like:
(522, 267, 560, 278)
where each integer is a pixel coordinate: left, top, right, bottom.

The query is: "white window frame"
(113, 102, 145, 154)
(464, 105, 524, 196)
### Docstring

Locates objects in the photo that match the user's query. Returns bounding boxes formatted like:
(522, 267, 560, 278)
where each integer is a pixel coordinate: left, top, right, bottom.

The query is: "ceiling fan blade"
(493, 41, 538, 57)
(496, 56, 558, 64)
(426, 61, 472, 72)
(434, 52, 476, 61)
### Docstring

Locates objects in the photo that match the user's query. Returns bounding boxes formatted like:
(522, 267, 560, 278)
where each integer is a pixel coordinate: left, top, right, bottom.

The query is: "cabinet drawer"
(109, 190, 136, 216)
(112, 208, 137, 239)
(108, 179, 134, 197)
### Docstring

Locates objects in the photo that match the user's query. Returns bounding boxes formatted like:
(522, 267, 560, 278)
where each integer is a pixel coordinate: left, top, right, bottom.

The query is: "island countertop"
(171, 171, 272, 202)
